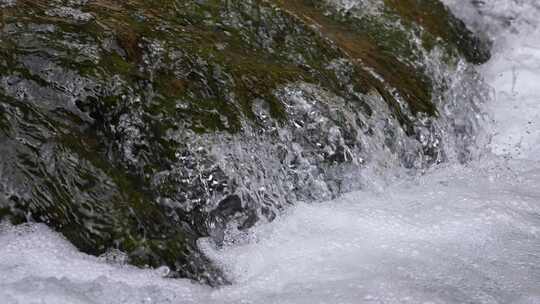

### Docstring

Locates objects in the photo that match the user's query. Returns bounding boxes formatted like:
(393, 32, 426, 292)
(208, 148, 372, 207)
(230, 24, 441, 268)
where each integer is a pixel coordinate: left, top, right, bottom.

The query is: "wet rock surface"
(0, 0, 489, 284)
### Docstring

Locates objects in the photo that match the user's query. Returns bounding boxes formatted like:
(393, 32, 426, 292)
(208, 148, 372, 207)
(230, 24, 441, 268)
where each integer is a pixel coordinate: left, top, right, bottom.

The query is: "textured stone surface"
(0, 0, 489, 284)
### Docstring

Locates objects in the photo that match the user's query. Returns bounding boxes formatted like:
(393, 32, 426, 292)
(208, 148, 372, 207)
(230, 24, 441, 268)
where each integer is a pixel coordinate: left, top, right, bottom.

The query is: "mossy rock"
(0, 0, 489, 284)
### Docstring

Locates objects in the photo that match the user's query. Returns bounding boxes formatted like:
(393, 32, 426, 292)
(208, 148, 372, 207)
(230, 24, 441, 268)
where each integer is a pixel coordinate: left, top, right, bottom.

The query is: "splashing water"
(444, 0, 540, 160)
(1, 1, 540, 303)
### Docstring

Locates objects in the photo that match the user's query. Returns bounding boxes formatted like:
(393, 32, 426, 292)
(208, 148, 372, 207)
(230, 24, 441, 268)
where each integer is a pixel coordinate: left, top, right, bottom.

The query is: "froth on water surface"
(1, 157, 540, 303)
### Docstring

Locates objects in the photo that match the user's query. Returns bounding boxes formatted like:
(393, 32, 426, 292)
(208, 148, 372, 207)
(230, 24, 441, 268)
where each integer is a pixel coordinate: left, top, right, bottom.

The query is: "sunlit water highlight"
(1, 1, 540, 303)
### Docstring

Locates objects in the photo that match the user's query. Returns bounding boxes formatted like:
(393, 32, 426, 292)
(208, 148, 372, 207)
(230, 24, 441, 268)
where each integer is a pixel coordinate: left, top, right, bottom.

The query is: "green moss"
(100, 52, 137, 76)
(270, 0, 436, 118)
(384, 0, 490, 64)
(58, 130, 192, 268)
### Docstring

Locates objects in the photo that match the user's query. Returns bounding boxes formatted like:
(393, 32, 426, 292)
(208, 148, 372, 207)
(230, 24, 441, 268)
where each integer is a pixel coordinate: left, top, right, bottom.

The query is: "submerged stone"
(0, 0, 490, 284)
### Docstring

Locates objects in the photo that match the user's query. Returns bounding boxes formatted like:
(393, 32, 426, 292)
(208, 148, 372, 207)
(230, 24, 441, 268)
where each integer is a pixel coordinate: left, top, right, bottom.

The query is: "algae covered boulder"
(0, 0, 489, 284)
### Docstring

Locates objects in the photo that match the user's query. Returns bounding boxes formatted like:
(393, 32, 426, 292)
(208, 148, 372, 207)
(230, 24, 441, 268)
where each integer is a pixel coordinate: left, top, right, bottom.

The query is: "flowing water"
(1, 1, 540, 303)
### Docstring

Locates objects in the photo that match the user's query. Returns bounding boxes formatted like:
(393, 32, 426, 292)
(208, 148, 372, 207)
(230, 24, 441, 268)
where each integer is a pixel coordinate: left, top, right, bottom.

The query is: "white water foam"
(1, 1, 540, 303)
(205, 158, 540, 303)
(445, 0, 540, 160)
(2, 157, 539, 304)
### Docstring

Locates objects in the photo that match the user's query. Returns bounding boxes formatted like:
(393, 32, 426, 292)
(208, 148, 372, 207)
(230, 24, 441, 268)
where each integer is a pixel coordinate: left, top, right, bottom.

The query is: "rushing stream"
(1, 1, 540, 303)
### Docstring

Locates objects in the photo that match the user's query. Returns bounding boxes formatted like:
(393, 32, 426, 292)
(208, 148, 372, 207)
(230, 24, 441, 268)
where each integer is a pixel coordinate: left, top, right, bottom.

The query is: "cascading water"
(198, 0, 492, 240)
(1, 1, 539, 303)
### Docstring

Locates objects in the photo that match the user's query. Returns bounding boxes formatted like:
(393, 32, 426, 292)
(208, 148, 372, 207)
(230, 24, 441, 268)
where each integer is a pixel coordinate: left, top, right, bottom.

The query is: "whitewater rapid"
(1, 1, 540, 303)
